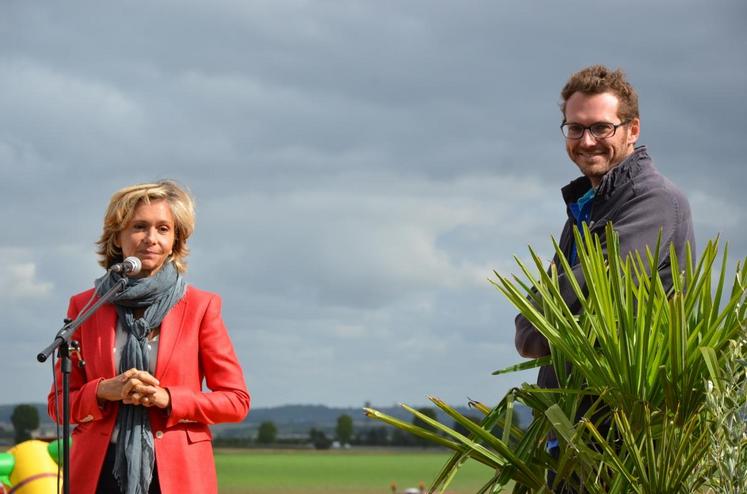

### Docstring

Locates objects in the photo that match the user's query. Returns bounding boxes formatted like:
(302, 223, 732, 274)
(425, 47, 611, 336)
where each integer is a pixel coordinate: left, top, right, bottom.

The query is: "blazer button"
(155, 431, 164, 439)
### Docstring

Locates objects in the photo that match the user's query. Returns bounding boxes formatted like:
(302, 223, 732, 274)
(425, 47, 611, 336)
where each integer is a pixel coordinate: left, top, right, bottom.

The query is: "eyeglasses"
(560, 120, 629, 140)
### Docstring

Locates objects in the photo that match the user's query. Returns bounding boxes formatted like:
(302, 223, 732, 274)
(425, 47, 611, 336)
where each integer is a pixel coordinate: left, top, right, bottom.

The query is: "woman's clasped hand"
(96, 368, 171, 408)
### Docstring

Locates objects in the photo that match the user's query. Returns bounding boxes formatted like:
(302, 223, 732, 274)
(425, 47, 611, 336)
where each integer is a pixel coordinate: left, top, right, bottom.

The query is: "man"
(514, 65, 695, 491)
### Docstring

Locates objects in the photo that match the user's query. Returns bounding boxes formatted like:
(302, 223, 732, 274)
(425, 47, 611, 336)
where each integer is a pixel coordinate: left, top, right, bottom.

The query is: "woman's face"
(116, 199, 176, 278)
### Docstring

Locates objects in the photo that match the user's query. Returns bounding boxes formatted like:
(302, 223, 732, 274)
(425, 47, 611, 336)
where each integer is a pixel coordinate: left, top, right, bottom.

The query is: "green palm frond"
(366, 223, 747, 492)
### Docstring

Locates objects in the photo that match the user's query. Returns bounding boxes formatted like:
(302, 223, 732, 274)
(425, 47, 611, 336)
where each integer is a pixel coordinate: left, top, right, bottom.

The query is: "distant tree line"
(213, 415, 353, 450)
(212, 408, 516, 449)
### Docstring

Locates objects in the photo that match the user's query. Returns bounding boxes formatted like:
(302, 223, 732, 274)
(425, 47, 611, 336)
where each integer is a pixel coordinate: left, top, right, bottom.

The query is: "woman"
(47, 180, 250, 494)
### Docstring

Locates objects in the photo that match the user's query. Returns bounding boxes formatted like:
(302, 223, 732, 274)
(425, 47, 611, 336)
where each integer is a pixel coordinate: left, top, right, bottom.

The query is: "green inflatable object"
(0, 452, 14, 486)
(0, 452, 14, 476)
(46, 437, 71, 467)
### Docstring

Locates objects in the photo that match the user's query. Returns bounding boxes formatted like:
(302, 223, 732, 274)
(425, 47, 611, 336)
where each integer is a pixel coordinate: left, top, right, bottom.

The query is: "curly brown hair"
(560, 65, 639, 123)
(96, 180, 195, 273)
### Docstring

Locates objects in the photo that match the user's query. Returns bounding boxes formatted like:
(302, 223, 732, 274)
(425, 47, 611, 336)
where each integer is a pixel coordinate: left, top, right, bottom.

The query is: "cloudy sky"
(1, 1, 745, 410)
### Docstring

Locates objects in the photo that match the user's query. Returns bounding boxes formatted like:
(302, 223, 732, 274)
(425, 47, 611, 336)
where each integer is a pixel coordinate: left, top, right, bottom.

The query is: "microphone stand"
(37, 275, 128, 494)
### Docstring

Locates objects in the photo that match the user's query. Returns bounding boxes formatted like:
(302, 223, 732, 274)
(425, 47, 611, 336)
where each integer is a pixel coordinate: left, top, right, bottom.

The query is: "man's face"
(563, 91, 640, 186)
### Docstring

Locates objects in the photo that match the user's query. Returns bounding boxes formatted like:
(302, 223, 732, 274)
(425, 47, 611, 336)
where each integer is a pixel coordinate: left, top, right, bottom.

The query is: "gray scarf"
(95, 261, 186, 494)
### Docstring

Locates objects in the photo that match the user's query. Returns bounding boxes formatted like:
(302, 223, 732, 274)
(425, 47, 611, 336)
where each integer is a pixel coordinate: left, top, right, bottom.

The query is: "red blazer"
(47, 286, 250, 494)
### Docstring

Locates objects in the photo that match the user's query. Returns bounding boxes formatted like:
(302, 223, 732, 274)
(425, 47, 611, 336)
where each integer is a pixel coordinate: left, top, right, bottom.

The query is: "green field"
(215, 448, 507, 494)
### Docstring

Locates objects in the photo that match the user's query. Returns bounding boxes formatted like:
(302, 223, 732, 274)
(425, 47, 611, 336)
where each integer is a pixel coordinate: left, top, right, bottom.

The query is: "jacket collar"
(561, 145, 649, 205)
(96, 303, 118, 377)
(93, 286, 190, 378)
(154, 287, 189, 378)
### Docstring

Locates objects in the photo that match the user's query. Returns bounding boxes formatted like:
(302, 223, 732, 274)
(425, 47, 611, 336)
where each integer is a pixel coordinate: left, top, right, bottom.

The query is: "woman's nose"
(144, 227, 157, 243)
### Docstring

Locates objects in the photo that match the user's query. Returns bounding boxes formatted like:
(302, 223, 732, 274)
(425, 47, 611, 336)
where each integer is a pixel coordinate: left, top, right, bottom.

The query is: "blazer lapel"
(92, 303, 117, 378)
(155, 289, 189, 378)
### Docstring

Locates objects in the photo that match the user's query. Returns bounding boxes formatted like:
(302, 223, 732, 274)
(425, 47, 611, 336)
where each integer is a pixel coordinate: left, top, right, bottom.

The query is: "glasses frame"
(560, 120, 630, 140)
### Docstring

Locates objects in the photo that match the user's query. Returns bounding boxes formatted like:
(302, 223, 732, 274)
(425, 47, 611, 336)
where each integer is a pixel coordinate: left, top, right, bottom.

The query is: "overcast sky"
(1, 1, 745, 410)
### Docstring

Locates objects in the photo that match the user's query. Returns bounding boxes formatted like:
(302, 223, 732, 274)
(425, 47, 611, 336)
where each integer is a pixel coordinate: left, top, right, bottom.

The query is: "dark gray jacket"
(515, 146, 695, 389)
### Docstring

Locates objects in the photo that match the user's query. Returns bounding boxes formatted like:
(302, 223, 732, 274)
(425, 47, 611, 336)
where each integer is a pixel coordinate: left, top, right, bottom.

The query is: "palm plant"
(365, 224, 747, 493)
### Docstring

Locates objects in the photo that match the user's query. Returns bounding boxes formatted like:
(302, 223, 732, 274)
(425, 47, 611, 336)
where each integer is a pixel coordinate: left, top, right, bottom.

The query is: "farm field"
(215, 448, 509, 494)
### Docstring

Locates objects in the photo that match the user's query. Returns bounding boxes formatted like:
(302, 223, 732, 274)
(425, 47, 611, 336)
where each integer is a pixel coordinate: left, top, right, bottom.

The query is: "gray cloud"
(1, 0, 745, 408)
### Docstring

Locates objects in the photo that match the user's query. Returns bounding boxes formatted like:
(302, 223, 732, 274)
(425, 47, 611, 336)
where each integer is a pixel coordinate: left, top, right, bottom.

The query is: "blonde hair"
(96, 180, 195, 273)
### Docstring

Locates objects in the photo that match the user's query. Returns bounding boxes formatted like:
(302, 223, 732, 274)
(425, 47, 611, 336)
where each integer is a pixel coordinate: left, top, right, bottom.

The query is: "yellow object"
(5, 440, 62, 494)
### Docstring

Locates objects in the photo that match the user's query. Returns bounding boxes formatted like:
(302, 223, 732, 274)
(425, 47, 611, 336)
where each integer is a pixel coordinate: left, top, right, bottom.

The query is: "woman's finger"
(121, 378, 143, 398)
(136, 371, 160, 386)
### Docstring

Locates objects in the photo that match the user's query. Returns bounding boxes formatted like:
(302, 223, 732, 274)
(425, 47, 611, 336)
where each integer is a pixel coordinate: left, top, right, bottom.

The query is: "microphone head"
(122, 256, 142, 275)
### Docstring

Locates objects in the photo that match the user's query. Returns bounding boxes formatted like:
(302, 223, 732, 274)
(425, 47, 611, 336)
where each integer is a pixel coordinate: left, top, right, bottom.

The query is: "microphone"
(109, 256, 142, 275)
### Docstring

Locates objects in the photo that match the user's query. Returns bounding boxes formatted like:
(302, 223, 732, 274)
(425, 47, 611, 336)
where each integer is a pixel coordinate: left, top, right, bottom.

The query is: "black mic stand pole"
(37, 276, 128, 494)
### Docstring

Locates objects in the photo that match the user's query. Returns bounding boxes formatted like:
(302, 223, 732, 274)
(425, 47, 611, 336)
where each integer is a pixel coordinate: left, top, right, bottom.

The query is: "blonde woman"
(48, 180, 250, 494)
